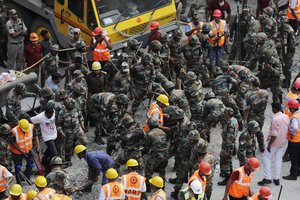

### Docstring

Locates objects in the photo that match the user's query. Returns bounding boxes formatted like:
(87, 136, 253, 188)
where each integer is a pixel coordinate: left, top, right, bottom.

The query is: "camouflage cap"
(65, 98, 76, 109)
(263, 6, 273, 17)
(214, 67, 223, 76)
(148, 117, 159, 127)
(202, 23, 212, 33)
(173, 29, 182, 38)
(219, 60, 229, 71)
(116, 94, 130, 105)
(247, 120, 260, 132)
(121, 115, 135, 126)
(0, 124, 11, 135)
(72, 84, 86, 95)
(142, 53, 153, 63)
(186, 71, 197, 81)
(163, 81, 175, 90)
(189, 35, 200, 44)
(9, 9, 17, 16)
(73, 70, 84, 78)
(193, 138, 208, 154)
(150, 40, 162, 51)
(204, 92, 215, 100)
(160, 33, 169, 43)
(42, 86, 53, 97)
(128, 39, 140, 47)
(255, 32, 267, 44)
(189, 130, 200, 140)
(55, 89, 68, 100)
(50, 156, 63, 165)
(75, 40, 86, 49)
(15, 83, 26, 94)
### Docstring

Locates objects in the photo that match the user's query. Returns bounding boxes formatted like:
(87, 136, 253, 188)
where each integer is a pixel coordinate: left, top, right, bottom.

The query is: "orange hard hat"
(293, 79, 300, 90)
(92, 27, 103, 36)
(150, 21, 160, 30)
(213, 9, 222, 17)
(259, 186, 272, 199)
(288, 99, 300, 109)
(29, 32, 39, 42)
(247, 157, 260, 171)
(198, 161, 212, 175)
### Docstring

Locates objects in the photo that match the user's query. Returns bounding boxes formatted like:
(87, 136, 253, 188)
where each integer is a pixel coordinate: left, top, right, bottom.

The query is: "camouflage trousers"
(282, 53, 294, 88)
(174, 161, 190, 191)
(238, 148, 255, 166)
(249, 113, 265, 152)
(145, 152, 169, 182)
(259, 77, 282, 103)
(187, 64, 210, 82)
(219, 146, 234, 176)
(114, 149, 144, 171)
(131, 84, 150, 112)
(64, 127, 88, 161)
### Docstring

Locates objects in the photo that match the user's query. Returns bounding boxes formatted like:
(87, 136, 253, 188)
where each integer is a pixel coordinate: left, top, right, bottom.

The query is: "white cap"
(190, 180, 203, 195)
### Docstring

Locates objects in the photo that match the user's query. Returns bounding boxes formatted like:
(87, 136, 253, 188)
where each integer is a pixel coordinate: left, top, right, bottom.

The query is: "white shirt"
(3, 168, 13, 179)
(45, 76, 60, 93)
(31, 111, 57, 142)
(290, 0, 298, 9)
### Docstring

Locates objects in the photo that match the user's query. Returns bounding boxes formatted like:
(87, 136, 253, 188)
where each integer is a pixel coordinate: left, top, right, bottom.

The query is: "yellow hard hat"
(18, 119, 30, 132)
(149, 176, 164, 188)
(156, 94, 170, 106)
(35, 176, 47, 188)
(74, 144, 86, 155)
(9, 184, 22, 196)
(92, 61, 102, 70)
(106, 168, 118, 179)
(126, 159, 139, 168)
(26, 190, 38, 200)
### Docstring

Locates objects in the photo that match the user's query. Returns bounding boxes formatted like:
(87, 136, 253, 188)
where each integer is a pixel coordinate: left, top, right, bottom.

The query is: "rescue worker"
(34, 176, 56, 200)
(179, 179, 204, 200)
(24, 32, 42, 69)
(8, 184, 26, 200)
(185, 14, 203, 37)
(149, 176, 166, 200)
(286, 0, 300, 33)
(85, 61, 108, 97)
(248, 186, 272, 200)
(46, 156, 76, 195)
(66, 57, 89, 85)
(283, 99, 300, 180)
(74, 145, 114, 189)
(121, 159, 147, 200)
(208, 9, 228, 74)
(113, 62, 131, 95)
(144, 94, 170, 133)
(99, 168, 125, 200)
(0, 164, 14, 199)
(222, 157, 260, 200)
(259, 7, 277, 38)
(148, 21, 161, 48)
(90, 27, 112, 68)
(26, 190, 38, 200)
(238, 121, 260, 166)
(125, 38, 142, 65)
(6, 9, 27, 70)
(218, 107, 238, 186)
(6, 83, 36, 126)
(159, 33, 171, 80)
(47, 89, 67, 121)
(0, 124, 12, 171)
(10, 119, 40, 184)
(67, 28, 85, 62)
(39, 86, 54, 112)
(243, 19, 260, 60)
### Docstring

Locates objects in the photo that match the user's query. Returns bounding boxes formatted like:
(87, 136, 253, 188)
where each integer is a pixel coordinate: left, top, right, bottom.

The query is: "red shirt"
(148, 31, 161, 46)
(24, 43, 42, 68)
(208, 0, 231, 21)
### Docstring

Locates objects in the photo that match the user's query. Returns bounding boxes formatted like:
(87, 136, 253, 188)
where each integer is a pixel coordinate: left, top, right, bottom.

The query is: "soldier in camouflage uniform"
(66, 70, 88, 94)
(0, 124, 12, 171)
(46, 156, 77, 195)
(170, 131, 203, 200)
(114, 115, 146, 169)
(6, 83, 35, 126)
(41, 44, 60, 85)
(0, 0, 7, 33)
(47, 89, 67, 121)
(70, 83, 87, 130)
(57, 98, 88, 163)
(67, 28, 84, 62)
(159, 33, 172, 80)
(131, 53, 156, 112)
(238, 120, 260, 166)
(144, 117, 169, 191)
(243, 19, 260, 60)
(190, 139, 216, 200)
(183, 35, 210, 83)
(125, 39, 142, 66)
(113, 62, 131, 96)
(212, 67, 243, 130)
(65, 56, 89, 85)
(259, 7, 277, 39)
(73, 40, 88, 65)
(218, 107, 239, 186)
(39, 86, 54, 111)
(244, 78, 268, 152)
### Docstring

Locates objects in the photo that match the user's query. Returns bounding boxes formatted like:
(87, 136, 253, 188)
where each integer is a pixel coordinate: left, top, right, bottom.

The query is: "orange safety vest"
(54, 194, 71, 200)
(36, 188, 56, 200)
(8, 193, 26, 200)
(188, 21, 204, 35)
(187, 170, 207, 192)
(121, 172, 146, 200)
(288, 111, 300, 142)
(284, 92, 299, 118)
(209, 19, 226, 47)
(10, 124, 34, 155)
(150, 189, 166, 200)
(228, 166, 253, 198)
(92, 36, 111, 62)
(0, 165, 7, 192)
(102, 182, 125, 200)
(143, 102, 164, 133)
(286, 0, 300, 19)
(248, 194, 259, 200)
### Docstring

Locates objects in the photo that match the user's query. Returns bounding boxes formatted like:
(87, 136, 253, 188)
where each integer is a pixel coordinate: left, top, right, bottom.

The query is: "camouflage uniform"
(237, 121, 260, 166)
(159, 33, 172, 80)
(41, 44, 60, 85)
(0, 124, 12, 171)
(47, 89, 67, 121)
(259, 7, 278, 39)
(66, 61, 89, 85)
(0, 2, 7, 33)
(112, 62, 131, 95)
(57, 98, 88, 162)
(125, 39, 142, 66)
(243, 20, 260, 60)
(6, 83, 35, 126)
(39, 87, 54, 111)
(218, 108, 238, 185)
(245, 84, 268, 152)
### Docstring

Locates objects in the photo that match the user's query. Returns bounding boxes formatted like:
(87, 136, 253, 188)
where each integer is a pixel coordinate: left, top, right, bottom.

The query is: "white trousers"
(263, 145, 286, 180)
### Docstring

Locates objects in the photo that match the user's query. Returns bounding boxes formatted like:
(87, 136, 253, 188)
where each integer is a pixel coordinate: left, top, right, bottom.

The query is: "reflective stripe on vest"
(121, 173, 145, 200)
(92, 36, 111, 61)
(209, 20, 226, 46)
(284, 92, 299, 118)
(286, 0, 300, 19)
(36, 188, 56, 200)
(187, 170, 207, 192)
(103, 182, 124, 200)
(288, 111, 300, 142)
(0, 166, 6, 192)
(228, 166, 253, 198)
(143, 102, 164, 133)
(150, 189, 166, 200)
(180, 187, 204, 200)
(10, 124, 34, 154)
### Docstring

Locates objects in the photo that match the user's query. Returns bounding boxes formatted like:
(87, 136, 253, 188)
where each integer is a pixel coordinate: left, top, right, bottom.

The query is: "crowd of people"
(0, 0, 300, 199)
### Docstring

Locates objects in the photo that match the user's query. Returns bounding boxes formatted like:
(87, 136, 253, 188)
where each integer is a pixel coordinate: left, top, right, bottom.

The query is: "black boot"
(171, 190, 179, 200)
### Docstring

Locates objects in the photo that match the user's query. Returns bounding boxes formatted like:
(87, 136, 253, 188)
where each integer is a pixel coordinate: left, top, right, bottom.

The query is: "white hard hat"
(190, 180, 203, 195)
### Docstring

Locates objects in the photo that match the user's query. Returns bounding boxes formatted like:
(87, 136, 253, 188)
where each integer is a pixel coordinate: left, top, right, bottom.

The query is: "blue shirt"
(84, 151, 114, 177)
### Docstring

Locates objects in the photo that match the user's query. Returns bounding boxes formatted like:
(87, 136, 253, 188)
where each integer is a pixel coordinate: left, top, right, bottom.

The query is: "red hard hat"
(213, 9, 222, 17)
(92, 27, 103, 36)
(198, 161, 212, 175)
(259, 186, 272, 199)
(293, 79, 300, 90)
(247, 157, 260, 171)
(150, 21, 160, 30)
(288, 99, 300, 109)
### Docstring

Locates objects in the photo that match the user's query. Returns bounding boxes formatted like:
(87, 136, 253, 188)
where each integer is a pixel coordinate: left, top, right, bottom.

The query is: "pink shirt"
(267, 112, 290, 147)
